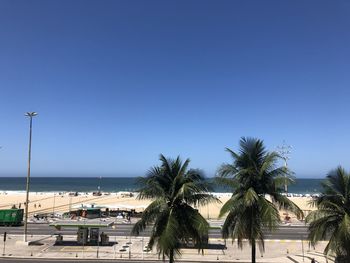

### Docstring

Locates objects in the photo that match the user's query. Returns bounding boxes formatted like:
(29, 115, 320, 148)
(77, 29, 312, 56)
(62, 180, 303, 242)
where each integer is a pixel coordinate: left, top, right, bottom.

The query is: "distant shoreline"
(0, 177, 324, 194)
(0, 190, 320, 197)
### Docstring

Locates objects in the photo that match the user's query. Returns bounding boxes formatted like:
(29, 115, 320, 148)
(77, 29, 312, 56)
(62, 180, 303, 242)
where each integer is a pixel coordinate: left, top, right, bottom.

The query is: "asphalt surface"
(0, 259, 228, 263)
(0, 223, 309, 240)
(0, 260, 136, 263)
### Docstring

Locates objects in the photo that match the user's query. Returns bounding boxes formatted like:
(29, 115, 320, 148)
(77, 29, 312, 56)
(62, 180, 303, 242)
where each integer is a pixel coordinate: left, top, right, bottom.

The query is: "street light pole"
(276, 140, 292, 193)
(24, 112, 37, 242)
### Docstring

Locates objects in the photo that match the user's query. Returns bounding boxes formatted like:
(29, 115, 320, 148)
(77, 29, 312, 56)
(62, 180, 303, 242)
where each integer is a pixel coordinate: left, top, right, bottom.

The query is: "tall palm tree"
(131, 154, 216, 263)
(217, 137, 303, 263)
(306, 167, 350, 262)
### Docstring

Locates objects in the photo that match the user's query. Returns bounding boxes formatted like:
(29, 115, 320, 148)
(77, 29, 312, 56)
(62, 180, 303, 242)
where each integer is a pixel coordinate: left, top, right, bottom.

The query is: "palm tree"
(217, 137, 303, 263)
(131, 154, 216, 263)
(306, 167, 350, 262)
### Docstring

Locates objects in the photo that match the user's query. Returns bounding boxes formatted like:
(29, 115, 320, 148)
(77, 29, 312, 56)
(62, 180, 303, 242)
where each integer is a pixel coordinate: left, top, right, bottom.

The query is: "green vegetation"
(129, 137, 350, 262)
(306, 167, 350, 262)
(131, 154, 217, 263)
(216, 137, 303, 263)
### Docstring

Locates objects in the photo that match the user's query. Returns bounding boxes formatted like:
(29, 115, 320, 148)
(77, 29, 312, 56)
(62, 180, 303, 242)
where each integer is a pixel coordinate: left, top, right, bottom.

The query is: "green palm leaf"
(131, 154, 217, 263)
(306, 167, 350, 260)
(216, 137, 303, 263)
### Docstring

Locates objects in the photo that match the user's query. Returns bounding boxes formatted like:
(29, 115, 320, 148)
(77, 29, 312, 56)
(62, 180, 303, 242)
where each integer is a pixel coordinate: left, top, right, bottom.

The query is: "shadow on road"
(53, 241, 117, 247)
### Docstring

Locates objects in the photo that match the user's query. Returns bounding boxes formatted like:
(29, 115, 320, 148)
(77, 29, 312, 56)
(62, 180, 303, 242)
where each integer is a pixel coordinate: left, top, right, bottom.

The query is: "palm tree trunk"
(169, 249, 174, 263)
(250, 205, 256, 263)
(251, 239, 256, 263)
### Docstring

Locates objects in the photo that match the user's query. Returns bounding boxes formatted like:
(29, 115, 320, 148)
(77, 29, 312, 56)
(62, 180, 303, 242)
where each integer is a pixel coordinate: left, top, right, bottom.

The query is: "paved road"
(0, 223, 309, 240)
(0, 259, 234, 263)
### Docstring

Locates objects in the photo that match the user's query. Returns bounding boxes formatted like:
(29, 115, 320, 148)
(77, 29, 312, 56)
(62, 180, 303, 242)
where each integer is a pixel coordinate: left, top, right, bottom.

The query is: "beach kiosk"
(50, 219, 114, 245)
(70, 203, 106, 219)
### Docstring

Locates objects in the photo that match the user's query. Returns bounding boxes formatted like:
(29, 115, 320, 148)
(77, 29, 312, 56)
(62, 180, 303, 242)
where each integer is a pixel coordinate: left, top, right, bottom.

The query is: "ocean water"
(0, 177, 324, 194)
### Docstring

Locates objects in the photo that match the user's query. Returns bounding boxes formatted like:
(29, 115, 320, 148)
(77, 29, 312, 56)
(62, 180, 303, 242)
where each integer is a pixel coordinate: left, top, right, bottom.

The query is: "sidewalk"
(0, 234, 333, 263)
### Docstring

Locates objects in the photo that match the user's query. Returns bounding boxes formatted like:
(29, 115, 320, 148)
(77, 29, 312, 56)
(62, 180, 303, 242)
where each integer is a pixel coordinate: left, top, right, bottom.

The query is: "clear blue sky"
(0, 0, 349, 178)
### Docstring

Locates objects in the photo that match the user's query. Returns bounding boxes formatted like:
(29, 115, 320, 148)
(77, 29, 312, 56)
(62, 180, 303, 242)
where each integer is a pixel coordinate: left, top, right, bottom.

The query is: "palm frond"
(132, 198, 167, 235)
(185, 193, 220, 207)
(258, 197, 280, 230)
(136, 167, 166, 199)
(134, 154, 216, 262)
(271, 194, 304, 219)
(219, 194, 241, 218)
(225, 147, 240, 161)
(217, 163, 237, 177)
(306, 166, 350, 259)
(178, 158, 191, 177)
(214, 176, 239, 190)
(216, 137, 303, 263)
(157, 209, 181, 258)
(243, 187, 258, 206)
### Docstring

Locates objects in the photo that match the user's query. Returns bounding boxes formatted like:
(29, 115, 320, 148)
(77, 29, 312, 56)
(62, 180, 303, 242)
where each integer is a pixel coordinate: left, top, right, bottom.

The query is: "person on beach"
(311, 258, 316, 263)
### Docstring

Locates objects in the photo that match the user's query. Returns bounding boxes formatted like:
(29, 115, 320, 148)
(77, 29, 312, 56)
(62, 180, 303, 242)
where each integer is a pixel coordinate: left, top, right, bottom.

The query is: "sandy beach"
(0, 191, 315, 222)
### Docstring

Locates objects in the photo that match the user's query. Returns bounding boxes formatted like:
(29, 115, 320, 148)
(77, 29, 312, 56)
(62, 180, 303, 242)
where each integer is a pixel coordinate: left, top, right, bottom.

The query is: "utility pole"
(24, 112, 37, 242)
(276, 141, 292, 193)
